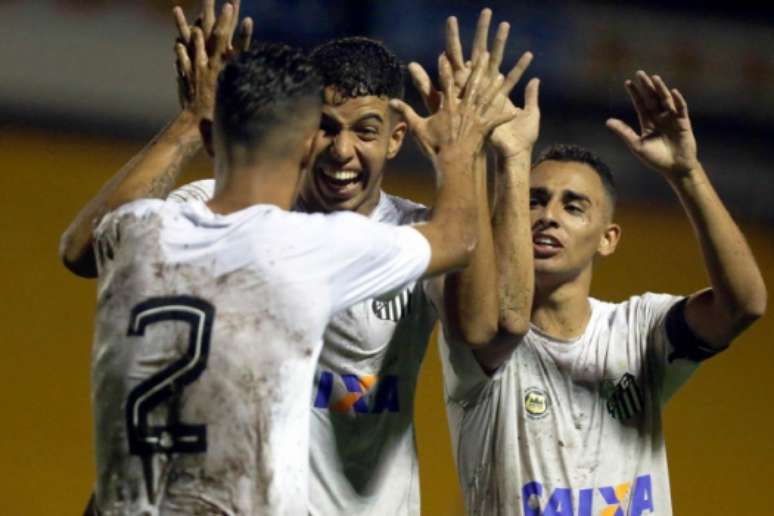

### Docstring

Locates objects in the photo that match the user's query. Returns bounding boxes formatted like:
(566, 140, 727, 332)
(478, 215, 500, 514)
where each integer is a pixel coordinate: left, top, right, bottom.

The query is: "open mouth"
(315, 167, 365, 200)
(533, 233, 563, 258)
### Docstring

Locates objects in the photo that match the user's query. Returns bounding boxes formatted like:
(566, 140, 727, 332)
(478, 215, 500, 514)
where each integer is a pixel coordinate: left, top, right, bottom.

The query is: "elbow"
(461, 318, 498, 349)
(58, 231, 76, 270)
(721, 286, 768, 334)
(738, 285, 767, 322)
(497, 312, 530, 342)
(59, 232, 98, 278)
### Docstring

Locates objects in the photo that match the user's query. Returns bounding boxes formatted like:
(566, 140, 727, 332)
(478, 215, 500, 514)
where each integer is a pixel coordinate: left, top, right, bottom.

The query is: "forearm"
(670, 164, 766, 342)
(443, 152, 499, 346)
(414, 148, 479, 277)
(59, 112, 202, 277)
(492, 150, 534, 336)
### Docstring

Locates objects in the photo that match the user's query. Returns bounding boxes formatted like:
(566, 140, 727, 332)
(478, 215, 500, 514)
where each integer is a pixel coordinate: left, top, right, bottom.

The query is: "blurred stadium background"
(1, 1, 771, 514)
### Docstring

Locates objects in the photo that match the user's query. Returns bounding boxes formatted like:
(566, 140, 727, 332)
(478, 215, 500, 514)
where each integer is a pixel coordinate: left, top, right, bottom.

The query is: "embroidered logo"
(524, 387, 550, 419)
(606, 373, 644, 421)
(372, 288, 412, 322)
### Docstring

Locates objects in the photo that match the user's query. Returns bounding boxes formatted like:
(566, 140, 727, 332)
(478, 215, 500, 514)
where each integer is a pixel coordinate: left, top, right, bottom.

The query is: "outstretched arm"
(391, 51, 519, 278)
(59, 1, 252, 278)
(424, 9, 537, 368)
(480, 71, 539, 370)
(607, 71, 766, 347)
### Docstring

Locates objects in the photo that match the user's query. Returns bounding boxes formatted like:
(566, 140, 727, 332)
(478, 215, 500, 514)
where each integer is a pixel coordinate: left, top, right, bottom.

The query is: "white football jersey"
(171, 180, 436, 515)
(439, 294, 700, 516)
(91, 197, 430, 516)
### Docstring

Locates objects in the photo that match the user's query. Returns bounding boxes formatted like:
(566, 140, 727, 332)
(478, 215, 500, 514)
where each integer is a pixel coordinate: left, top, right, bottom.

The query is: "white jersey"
(91, 197, 430, 516)
(439, 294, 700, 516)
(171, 180, 436, 515)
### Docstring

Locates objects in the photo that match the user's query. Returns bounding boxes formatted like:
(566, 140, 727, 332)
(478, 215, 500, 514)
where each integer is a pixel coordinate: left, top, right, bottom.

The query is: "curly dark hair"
(310, 37, 405, 100)
(216, 42, 322, 146)
(534, 143, 617, 212)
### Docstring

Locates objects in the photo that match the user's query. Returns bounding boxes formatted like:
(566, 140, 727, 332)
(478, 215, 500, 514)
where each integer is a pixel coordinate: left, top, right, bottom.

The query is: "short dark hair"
(215, 42, 322, 147)
(310, 37, 405, 100)
(534, 143, 617, 211)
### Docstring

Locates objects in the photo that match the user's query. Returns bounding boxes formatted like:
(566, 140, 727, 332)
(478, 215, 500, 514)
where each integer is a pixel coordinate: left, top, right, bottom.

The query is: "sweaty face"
(529, 160, 616, 285)
(299, 88, 401, 215)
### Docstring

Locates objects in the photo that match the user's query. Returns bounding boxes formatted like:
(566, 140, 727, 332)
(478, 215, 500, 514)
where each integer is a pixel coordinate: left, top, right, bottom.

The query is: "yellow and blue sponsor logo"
(522, 474, 654, 515)
(313, 370, 400, 413)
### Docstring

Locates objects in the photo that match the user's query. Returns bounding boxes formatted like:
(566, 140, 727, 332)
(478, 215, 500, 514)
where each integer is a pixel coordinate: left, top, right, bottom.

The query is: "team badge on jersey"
(523, 387, 550, 419)
(372, 288, 412, 322)
(605, 373, 644, 421)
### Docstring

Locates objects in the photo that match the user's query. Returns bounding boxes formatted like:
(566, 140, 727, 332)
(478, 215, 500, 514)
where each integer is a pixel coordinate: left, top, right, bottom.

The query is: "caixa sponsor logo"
(522, 474, 654, 516)
(313, 371, 400, 413)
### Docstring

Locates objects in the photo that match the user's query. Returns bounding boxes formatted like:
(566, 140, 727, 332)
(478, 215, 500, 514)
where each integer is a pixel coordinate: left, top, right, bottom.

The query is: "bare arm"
(427, 9, 537, 363)
(442, 151, 499, 344)
(58, 1, 252, 278)
(438, 11, 502, 345)
(607, 71, 767, 348)
(59, 115, 202, 277)
(391, 51, 518, 278)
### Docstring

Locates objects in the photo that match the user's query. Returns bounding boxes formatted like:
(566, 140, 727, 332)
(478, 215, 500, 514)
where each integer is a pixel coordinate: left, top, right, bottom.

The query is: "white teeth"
(534, 236, 558, 246)
(323, 170, 359, 181)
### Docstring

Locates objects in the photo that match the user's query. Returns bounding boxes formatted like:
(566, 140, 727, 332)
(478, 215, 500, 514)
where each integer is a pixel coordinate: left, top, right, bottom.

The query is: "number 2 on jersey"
(125, 296, 215, 456)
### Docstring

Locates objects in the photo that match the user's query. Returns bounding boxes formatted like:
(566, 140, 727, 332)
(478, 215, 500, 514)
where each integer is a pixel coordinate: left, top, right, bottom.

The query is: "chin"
(326, 195, 362, 213)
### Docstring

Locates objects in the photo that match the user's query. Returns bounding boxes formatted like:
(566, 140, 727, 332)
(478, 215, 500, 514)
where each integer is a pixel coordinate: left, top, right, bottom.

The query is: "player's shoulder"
(168, 179, 215, 203)
(590, 292, 683, 328)
(597, 293, 682, 311)
(96, 198, 168, 232)
(302, 209, 377, 236)
(379, 192, 430, 225)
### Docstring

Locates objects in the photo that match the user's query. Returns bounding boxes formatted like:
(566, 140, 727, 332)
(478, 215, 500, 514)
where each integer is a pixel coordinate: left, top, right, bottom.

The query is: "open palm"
(607, 71, 699, 176)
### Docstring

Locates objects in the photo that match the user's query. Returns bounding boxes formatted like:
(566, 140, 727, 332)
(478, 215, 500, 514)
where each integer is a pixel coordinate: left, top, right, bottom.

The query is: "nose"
(330, 131, 356, 163)
(532, 201, 560, 230)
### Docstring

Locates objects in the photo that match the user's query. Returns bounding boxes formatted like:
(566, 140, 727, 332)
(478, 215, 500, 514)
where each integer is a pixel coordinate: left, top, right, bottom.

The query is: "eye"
(357, 127, 379, 141)
(566, 204, 584, 214)
(529, 197, 539, 208)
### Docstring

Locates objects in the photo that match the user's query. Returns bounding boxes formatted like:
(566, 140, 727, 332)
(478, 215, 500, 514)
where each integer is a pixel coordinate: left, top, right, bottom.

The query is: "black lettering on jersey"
(372, 288, 412, 322)
(124, 296, 214, 502)
(606, 373, 644, 421)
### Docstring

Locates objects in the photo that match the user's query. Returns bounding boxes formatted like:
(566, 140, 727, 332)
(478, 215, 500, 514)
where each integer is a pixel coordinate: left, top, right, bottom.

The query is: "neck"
(208, 156, 301, 215)
(531, 266, 593, 341)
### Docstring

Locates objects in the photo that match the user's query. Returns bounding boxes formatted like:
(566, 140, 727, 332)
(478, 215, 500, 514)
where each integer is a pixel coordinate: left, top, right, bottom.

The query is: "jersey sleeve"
(633, 293, 702, 404)
(92, 199, 166, 275)
(167, 179, 215, 204)
(316, 212, 432, 315)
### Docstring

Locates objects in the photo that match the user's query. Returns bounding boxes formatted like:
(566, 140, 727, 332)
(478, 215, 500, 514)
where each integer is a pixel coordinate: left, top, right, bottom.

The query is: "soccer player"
(164, 8, 536, 516)
(80, 30, 518, 516)
(439, 71, 767, 514)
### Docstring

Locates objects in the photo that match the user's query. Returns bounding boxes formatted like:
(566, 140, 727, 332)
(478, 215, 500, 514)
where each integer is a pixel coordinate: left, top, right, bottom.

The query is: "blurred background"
(1, 1, 771, 514)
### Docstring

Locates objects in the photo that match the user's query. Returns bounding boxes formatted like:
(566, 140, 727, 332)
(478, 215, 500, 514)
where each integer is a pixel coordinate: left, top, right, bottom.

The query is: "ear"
(597, 222, 621, 257)
(386, 119, 407, 159)
(199, 119, 215, 158)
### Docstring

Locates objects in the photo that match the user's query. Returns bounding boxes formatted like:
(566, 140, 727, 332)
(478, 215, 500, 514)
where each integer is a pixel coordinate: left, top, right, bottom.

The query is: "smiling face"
(529, 160, 621, 288)
(298, 87, 406, 215)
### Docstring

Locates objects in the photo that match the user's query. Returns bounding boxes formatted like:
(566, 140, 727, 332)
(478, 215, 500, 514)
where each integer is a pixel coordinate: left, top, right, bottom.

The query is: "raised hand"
(173, 1, 253, 119)
(606, 71, 699, 177)
(391, 52, 518, 163)
(442, 8, 540, 158)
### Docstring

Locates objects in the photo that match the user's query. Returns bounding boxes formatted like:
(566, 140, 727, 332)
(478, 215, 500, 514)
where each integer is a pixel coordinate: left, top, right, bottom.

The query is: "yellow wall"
(1, 131, 771, 515)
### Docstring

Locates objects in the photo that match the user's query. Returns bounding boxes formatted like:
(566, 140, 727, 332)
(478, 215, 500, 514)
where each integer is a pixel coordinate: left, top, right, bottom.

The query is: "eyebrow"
(320, 112, 384, 128)
(354, 113, 384, 124)
(562, 190, 592, 205)
(529, 187, 592, 205)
